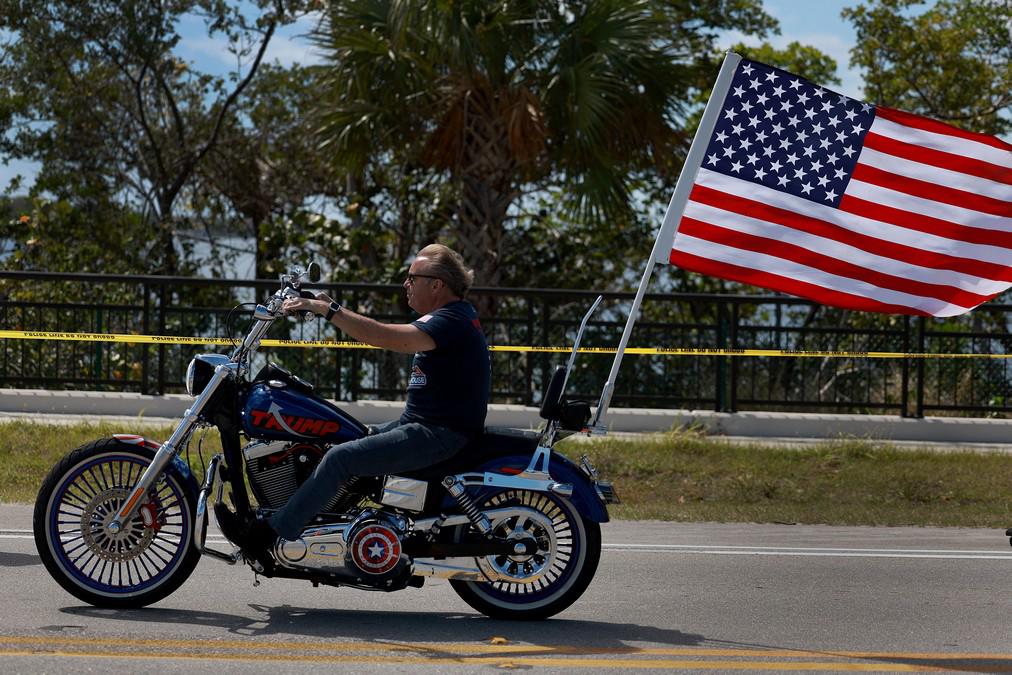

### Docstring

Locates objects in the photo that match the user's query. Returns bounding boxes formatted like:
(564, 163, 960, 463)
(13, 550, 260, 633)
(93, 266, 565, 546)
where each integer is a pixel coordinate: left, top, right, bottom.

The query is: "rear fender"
(443, 451, 610, 523)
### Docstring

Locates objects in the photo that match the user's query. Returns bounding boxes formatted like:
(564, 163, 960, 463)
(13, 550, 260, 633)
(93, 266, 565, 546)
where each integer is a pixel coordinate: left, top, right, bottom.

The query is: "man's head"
(404, 244, 475, 314)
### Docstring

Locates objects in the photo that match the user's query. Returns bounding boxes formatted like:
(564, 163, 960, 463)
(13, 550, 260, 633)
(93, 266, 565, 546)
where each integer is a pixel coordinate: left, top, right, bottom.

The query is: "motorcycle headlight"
(185, 357, 215, 397)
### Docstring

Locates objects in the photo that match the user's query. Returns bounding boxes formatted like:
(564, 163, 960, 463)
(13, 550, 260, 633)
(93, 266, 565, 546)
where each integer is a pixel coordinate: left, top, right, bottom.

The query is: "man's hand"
(281, 291, 332, 317)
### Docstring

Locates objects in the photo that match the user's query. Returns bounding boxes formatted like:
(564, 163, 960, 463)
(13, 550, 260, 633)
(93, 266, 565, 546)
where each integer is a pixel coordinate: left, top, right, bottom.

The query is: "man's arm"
(329, 306, 436, 354)
(282, 295, 436, 354)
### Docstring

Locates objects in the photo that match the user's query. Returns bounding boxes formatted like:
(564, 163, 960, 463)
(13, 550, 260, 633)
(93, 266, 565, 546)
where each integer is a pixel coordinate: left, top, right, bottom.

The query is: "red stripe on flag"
(837, 194, 1012, 257)
(851, 164, 1012, 217)
(876, 106, 1012, 152)
(863, 131, 1012, 185)
(678, 217, 989, 307)
(668, 249, 932, 316)
(689, 184, 1012, 281)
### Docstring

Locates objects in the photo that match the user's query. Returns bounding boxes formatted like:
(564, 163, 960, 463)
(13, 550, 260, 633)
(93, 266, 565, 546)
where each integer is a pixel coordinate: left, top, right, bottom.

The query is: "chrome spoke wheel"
(450, 488, 601, 619)
(35, 439, 200, 608)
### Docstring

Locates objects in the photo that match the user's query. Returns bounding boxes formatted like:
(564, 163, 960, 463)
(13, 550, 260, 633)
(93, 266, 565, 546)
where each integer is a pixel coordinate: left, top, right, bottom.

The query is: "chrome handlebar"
(230, 266, 319, 364)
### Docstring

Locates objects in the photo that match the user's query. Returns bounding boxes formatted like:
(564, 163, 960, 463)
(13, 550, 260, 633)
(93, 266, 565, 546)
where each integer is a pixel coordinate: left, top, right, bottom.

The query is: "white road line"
(604, 543, 1008, 554)
(601, 543, 1012, 560)
(4, 530, 1010, 560)
(5, 534, 1011, 558)
(604, 547, 1012, 560)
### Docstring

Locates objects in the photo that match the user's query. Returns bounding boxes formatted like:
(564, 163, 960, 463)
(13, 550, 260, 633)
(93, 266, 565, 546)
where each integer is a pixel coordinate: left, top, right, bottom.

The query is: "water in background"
(0, 234, 257, 280)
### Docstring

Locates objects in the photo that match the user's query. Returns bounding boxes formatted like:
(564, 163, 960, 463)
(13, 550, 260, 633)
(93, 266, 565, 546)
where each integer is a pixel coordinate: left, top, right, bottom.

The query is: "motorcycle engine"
(243, 440, 345, 511)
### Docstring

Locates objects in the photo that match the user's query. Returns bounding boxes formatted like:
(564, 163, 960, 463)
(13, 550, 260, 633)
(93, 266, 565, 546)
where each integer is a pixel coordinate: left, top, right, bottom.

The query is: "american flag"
(668, 58, 1012, 317)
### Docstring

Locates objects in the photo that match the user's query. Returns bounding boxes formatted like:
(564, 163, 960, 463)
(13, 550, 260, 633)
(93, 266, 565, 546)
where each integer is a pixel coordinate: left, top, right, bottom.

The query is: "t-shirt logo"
(408, 365, 427, 388)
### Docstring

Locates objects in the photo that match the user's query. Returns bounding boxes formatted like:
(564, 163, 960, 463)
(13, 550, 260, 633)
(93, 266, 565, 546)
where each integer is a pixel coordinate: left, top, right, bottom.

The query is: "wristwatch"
(323, 301, 342, 321)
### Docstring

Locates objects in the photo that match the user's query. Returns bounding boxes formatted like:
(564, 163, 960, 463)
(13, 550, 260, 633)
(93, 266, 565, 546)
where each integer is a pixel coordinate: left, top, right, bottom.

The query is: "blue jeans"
(269, 420, 468, 540)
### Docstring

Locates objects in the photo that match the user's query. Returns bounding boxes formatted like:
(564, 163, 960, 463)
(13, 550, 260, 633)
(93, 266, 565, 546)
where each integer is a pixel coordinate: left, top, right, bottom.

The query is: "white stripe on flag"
(695, 169, 1012, 265)
(682, 199, 1009, 295)
(672, 232, 967, 315)
(870, 116, 1012, 169)
(844, 178, 1012, 232)
(857, 146, 1010, 201)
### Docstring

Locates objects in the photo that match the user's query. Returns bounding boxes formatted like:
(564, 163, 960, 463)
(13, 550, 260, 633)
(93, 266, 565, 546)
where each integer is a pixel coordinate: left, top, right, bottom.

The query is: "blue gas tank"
(241, 365, 368, 444)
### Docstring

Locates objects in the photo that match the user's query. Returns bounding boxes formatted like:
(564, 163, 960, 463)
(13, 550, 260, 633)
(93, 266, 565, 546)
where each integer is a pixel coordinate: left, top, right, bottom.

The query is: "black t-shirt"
(399, 300, 490, 435)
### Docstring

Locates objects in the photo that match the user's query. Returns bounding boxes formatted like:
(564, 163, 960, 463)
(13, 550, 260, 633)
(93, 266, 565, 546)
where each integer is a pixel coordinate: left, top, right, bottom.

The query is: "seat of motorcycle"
(400, 426, 540, 482)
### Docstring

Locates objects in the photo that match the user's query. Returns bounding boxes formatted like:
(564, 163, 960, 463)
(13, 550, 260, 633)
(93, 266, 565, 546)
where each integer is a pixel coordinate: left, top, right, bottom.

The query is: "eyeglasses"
(405, 273, 442, 286)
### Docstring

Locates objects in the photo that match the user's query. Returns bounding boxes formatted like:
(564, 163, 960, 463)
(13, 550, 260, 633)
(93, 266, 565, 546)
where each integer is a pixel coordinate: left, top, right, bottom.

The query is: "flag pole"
(590, 51, 742, 431)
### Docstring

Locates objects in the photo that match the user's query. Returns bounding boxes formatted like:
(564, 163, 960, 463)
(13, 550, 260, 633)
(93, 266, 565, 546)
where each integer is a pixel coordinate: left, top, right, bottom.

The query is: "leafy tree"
(309, 0, 778, 300)
(844, 0, 1012, 135)
(0, 0, 313, 275)
(194, 63, 345, 280)
(724, 41, 840, 89)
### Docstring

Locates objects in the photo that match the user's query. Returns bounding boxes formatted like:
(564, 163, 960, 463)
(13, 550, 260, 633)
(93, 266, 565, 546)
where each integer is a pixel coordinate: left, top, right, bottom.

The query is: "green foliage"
(194, 63, 348, 280)
(0, 0, 314, 275)
(844, 0, 1012, 135)
(726, 41, 840, 87)
(310, 0, 780, 291)
(1, 197, 151, 274)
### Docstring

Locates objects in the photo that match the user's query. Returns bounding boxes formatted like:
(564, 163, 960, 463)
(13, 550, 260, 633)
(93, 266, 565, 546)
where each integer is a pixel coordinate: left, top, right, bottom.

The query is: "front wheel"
(449, 489, 601, 620)
(33, 438, 202, 608)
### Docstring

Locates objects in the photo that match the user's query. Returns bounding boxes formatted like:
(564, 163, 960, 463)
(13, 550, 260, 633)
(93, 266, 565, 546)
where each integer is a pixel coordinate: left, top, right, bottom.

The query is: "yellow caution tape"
(0, 329, 1008, 359)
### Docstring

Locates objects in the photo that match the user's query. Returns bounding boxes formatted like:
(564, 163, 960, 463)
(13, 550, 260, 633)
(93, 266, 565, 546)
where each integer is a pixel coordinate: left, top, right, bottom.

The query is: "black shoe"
(242, 518, 278, 573)
(214, 505, 276, 572)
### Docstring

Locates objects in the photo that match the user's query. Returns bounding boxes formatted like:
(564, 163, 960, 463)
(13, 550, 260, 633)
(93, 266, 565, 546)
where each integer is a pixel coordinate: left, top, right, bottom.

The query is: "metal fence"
(2, 270, 1012, 418)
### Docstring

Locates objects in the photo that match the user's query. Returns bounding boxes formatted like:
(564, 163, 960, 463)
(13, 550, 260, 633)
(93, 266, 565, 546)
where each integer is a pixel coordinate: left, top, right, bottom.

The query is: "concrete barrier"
(2, 388, 1012, 445)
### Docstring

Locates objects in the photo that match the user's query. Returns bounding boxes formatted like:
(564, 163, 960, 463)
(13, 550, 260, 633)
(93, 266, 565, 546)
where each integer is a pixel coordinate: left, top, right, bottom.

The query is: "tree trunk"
(453, 89, 519, 319)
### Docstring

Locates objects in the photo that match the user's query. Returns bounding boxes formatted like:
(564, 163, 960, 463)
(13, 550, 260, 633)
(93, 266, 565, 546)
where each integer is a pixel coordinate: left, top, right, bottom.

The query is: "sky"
(723, 0, 868, 99)
(0, 1, 879, 193)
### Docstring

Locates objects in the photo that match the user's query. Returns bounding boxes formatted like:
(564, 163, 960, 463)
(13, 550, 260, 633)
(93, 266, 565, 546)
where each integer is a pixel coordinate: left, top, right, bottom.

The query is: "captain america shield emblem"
(350, 524, 402, 574)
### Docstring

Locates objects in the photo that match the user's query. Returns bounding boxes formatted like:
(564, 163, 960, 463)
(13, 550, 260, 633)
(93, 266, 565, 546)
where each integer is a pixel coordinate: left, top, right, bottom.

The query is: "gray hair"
(416, 243, 475, 298)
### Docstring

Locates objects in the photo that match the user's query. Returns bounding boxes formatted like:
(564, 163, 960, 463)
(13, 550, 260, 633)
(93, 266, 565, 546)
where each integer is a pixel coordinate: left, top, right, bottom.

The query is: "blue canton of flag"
(702, 60, 875, 208)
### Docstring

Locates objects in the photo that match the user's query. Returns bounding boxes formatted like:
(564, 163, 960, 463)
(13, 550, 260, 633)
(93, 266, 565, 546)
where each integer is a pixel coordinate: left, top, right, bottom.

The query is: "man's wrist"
(324, 301, 342, 322)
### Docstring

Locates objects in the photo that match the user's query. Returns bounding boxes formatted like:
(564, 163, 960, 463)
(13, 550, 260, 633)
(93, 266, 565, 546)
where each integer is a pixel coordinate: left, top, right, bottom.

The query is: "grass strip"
(3, 422, 1010, 527)
(0, 422, 218, 505)
(564, 432, 1012, 527)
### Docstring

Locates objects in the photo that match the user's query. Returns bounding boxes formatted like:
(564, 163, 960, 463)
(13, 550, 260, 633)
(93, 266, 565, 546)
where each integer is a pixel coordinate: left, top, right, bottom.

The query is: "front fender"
(111, 434, 199, 499)
(450, 451, 610, 523)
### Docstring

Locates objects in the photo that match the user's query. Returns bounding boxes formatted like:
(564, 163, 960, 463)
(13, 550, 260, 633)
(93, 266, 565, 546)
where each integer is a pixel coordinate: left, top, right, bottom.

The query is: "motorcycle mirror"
(307, 261, 321, 283)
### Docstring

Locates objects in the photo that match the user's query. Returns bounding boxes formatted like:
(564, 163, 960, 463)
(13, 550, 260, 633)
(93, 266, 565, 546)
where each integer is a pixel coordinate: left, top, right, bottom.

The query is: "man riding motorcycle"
(228, 243, 491, 568)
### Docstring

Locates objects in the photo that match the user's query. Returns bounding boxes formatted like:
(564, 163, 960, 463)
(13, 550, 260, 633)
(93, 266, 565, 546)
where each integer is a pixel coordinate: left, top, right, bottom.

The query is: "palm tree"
(311, 0, 728, 298)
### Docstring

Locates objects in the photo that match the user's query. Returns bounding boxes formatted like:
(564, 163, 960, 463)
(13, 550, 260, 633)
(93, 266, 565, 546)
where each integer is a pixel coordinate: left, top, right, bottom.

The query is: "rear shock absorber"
(443, 476, 492, 536)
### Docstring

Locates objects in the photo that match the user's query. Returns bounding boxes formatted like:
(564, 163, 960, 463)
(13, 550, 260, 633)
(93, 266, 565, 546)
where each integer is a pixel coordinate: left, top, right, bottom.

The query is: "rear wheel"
(33, 438, 201, 608)
(449, 489, 601, 620)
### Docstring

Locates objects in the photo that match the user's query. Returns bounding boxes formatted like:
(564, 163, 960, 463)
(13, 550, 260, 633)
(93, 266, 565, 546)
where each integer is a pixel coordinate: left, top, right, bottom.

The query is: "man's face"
(403, 257, 443, 314)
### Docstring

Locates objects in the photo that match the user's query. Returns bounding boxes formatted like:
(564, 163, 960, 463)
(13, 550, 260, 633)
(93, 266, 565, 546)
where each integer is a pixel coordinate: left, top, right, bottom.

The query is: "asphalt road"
(2, 502, 1011, 673)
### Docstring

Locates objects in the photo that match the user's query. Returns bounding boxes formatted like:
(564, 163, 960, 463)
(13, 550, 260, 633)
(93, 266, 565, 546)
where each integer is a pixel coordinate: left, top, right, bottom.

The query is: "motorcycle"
(33, 264, 618, 620)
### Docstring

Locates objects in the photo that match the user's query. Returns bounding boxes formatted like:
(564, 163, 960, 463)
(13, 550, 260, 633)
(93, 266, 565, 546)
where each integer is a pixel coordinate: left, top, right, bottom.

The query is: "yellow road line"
(1, 636, 1010, 663)
(1, 329, 1008, 359)
(2, 648, 1007, 671)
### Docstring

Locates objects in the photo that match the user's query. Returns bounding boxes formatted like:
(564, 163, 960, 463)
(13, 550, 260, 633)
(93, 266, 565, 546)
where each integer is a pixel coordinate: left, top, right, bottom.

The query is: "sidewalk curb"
(2, 388, 1012, 445)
